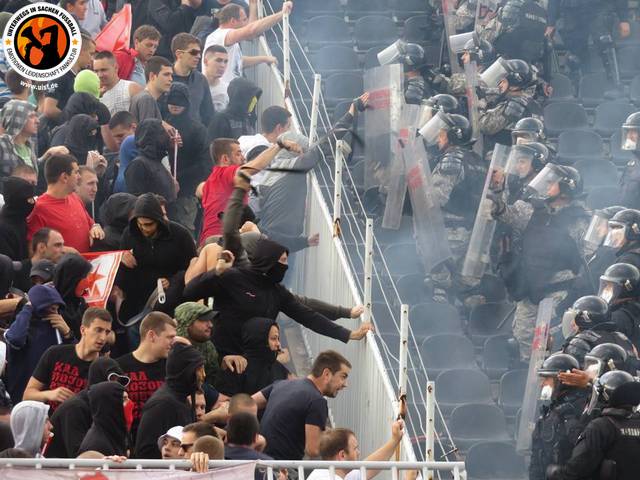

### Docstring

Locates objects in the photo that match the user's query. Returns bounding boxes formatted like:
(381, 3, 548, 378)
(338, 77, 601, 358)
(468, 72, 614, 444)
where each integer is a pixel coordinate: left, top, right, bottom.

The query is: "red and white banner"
(0, 463, 256, 479)
(80, 251, 125, 308)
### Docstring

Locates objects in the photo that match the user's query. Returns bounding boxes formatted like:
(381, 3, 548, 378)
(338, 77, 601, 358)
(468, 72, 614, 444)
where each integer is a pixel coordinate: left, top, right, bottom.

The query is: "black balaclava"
(1, 176, 35, 219)
(64, 113, 99, 164)
(165, 342, 204, 399)
(249, 238, 289, 283)
(52, 253, 92, 300)
(88, 381, 127, 454)
(88, 357, 125, 387)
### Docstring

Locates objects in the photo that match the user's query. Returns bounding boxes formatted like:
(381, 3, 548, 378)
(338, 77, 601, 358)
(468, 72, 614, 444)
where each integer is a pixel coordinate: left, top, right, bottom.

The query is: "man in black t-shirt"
(117, 311, 177, 440)
(23, 307, 112, 412)
(253, 350, 352, 460)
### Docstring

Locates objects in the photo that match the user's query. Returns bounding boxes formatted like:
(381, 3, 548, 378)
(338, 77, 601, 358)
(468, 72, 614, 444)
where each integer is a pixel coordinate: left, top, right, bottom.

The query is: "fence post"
(363, 218, 373, 324)
(282, 11, 290, 92)
(333, 140, 351, 235)
(309, 74, 322, 145)
(398, 304, 409, 393)
(426, 381, 435, 480)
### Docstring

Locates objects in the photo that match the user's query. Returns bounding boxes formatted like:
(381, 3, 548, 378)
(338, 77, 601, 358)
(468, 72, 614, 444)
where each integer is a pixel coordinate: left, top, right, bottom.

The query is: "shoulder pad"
(575, 330, 601, 344)
(438, 151, 464, 175)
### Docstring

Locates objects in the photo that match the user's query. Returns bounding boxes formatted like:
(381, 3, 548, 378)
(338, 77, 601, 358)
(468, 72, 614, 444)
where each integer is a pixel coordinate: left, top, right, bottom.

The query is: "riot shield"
(381, 105, 420, 229)
(461, 144, 511, 279)
(464, 60, 483, 156)
(516, 297, 553, 454)
(441, 0, 462, 74)
(364, 64, 404, 194)
(402, 115, 453, 273)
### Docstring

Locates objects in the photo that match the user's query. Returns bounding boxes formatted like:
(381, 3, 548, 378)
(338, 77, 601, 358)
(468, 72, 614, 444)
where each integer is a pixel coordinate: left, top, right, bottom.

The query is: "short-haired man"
(239, 105, 291, 160)
(3, 70, 31, 103)
(129, 56, 173, 123)
(203, 45, 229, 112)
(179, 421, 218, 457)
(128, 25, 162, 86)
(171, 33, 214, 125)
(77, 0, 107, 39)
(61, 0, 88, 22)
(76, 166, 99, 216)
(158, 426, 184, 459)
(202, 1, 290, 83)
(43, 33, 96, 120)
(197, 136, 300, 243)
(194, 390, 206, 421)
(11, 227, 65, 292)
(117, 312, 177, 441)
(253, 350, 352, 460)
(307, 421, 405, 480)
(27, 154, 105, 253)
(23, 308, 113, 411)
(94, 51, 143, 115)
(225, 411, 273, 480)
(109, 111, 138, 150)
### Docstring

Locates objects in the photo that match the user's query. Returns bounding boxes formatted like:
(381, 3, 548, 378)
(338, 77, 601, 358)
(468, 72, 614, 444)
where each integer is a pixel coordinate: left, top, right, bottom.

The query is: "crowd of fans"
(0, 0, 640, 478)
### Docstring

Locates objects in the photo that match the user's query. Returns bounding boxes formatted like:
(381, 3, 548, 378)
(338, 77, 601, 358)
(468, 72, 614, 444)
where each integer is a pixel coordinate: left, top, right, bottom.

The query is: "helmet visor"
(561, 308, 579, 339)
(621, 125, 640, 152)
(449, 31, 475, 54)
(507, 145, 536, 179)
(584, 355, 604, 379)
(603, 222, 627, 249)
(585, 383, 600, 415)
(512, 131, 537, 145)
(480, 57, 509, 88)
(598, 278, 622, 304)
(418, 103, 436, 127)
(377, 40, 404, 66)
(583, 211, 611, 249)
(526, 164, 561, 200)
(418, 110, 448, 145)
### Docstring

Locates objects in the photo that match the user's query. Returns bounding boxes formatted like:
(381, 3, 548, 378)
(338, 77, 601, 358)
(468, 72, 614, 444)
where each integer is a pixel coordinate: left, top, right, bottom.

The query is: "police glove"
(504, 97, 528, 122)
(546, 464, 563, 480)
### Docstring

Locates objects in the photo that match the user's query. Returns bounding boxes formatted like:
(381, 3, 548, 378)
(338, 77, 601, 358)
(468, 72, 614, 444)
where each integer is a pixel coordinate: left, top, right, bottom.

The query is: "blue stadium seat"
(593, 101, 636, 137)
(304, 16, 352, 50)
(435, 369, 494, 416)
(409, 302, 463, 339)
(466, 441, 527, 480)
(449, 404, 511, 452)
(557, 129, 604, 164)
(482, 335, 512, 380)
(419, 334, 477, 378)
(498, 369, 527, 419)
(354, 16, 398, 52)
(468, 302, 515, 348)
(543, 102, 589, 136)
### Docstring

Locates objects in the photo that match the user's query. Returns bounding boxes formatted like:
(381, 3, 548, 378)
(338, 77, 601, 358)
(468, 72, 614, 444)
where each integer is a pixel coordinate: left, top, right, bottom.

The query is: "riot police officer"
(493, 0, 548, 64)
(512, 117, 546, 145)
(603, 209, 640, 270)
(419, 111, 486, 303)
(599, 263, 640, 350)
(561, 296, 635, 367)
(479, 58, 543, 150)
(547, 371, 640, 480)
(530, 353, 590, 480)
(491, 164, 590, 360)
(377, 41, 432, 104)
(439, 37, 496, 97)
(505, 141, 550, 203)
(620, 112, 640, 209)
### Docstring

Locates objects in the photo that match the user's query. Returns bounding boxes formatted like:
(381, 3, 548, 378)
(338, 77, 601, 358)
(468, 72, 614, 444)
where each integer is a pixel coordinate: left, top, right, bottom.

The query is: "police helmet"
(598, 263, 640, 304)
(584, 343, 628, 379)
(604, 209, 640, 250)
(621, 111, 640, 152)
(571, 295, 610, 330)
(463, 37, 496, 66)
(511, 117, 545, 144)
(538, 353, 580, 377)
(403, 43, 426, 67)
(594, 370, 638, 406)
(504, 59, 533, 88)
(444, 114, 473, 146)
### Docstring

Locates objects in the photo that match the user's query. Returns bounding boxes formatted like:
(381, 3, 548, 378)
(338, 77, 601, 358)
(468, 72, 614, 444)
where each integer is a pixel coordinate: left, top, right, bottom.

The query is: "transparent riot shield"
(403, 119, 453, 273)
(464, 60, 483, 156)
(461, 144, 511, 279)
(516, 297, 553, 454)
(381, 105, 420, 229)
(364, 64, 404, 194)
(441, 0, 462, 74)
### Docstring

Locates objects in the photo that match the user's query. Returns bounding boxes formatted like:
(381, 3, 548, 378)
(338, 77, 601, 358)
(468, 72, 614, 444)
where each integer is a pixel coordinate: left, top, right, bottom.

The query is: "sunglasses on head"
(108, 372, 131, 388)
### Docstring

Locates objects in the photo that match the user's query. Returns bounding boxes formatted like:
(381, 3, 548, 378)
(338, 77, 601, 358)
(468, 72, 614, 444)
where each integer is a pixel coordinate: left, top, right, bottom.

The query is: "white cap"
(157, 425, 184, 450)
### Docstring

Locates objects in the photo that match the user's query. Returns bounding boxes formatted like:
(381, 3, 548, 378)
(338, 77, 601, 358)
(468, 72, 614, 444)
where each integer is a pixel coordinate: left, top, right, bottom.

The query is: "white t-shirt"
(306, 469, 361, 480)
(209, 80, 229, 112)
(202, 28, 243, 84)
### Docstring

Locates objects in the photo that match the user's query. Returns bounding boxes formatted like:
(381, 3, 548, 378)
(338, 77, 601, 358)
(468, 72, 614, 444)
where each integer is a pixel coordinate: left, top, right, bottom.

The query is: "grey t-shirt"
(129, 90, 161, 123)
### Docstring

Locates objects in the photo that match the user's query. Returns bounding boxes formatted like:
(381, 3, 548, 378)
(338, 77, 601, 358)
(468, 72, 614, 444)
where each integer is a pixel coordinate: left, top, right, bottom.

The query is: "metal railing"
(0, 458, 467, 479)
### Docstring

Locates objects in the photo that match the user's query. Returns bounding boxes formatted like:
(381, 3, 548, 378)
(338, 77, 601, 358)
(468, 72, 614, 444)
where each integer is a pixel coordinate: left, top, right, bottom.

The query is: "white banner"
(80, 251, 125, 308)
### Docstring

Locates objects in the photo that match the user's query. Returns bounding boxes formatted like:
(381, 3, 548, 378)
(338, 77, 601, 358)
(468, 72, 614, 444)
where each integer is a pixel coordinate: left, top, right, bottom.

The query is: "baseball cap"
(30, 260, 55, 282)
(157, 426, 184, 450)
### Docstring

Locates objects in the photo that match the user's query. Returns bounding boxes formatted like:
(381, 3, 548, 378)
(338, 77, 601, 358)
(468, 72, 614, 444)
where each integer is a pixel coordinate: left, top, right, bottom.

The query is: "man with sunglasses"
(171, 33, 214, 126)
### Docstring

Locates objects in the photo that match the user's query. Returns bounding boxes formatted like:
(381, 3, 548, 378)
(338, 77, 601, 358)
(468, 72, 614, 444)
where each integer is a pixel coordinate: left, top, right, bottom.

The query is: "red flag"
(80, 251, 125, 308)
(95, 4, 132, 52)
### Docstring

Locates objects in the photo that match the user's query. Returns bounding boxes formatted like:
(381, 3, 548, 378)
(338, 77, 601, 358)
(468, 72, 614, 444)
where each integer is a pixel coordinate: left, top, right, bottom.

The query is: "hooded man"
(183, 237, 372, 358)
(0, 176, 35, 260)
(92, 193, 137, 251)
(0, 100, 39, 177)
(133, 342, 205, 459)
(125, 118, 177, 203)
(53, 253, 92, 339)
(4, 284, 70, 404)
(78, 381, 129, 457)
(10, 401, 52, 457)
(62, 114, 100, 167)
(161, 82, 210, 233)
(49, 92, 110, 150)
(47, 357, 127, 458)
(117, 194, 196, 322)
(207, 77, 262, 143)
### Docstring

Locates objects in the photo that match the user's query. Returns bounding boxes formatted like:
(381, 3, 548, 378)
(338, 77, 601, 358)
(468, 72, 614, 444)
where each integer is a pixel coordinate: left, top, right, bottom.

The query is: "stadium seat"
(409, 302, 463, 339)
(557, 129, 604, 164)
(372, 300, 396, 334)
(420, 334, 477, 378)
(304, 16, 352, 50)
(344, 0, 390, 21)
(449, 404, 511, 452)
(543, 102, 589, 136)
(618, 46, 640, 80)
(468, 302, 515, 348)
(578, 72, 611, 108)
(395, 273, 430, 305)
(498, 369, 528, 418)
(324, 72, 364, 107)
(348, 159, 365, 188)
(549, 74, 576, 102)
(354, 16, 398, 52)
(402, 15, 430, 47)
(294, 0, 344, 17)
(435, 369, 494, 416)
(383, 243, 424, 275)
(630, 74, 640, 105)
(575, 159, 619, 189)
(466, 441, 527, 480)
(586, 185, 623, 209)
(593, 101, 636, 137)
(392, 0, 431, 22)
(363, 46, 386, 70)
(374, 215, 415, 244)
(312, 45, 360, 75)
(610, 130, 634, 166)
(481, 335, 512, 380)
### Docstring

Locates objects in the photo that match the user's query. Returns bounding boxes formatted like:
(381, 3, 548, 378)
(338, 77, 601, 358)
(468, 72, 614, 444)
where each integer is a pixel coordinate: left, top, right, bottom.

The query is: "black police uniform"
(611, 301, 640, 351)
(563, 324, 636, 367)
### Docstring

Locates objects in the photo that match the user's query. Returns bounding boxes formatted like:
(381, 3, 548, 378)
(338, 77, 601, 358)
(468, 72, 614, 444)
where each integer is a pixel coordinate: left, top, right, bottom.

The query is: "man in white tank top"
(94, 51, 143, 115)
(201, 0, 292, 84)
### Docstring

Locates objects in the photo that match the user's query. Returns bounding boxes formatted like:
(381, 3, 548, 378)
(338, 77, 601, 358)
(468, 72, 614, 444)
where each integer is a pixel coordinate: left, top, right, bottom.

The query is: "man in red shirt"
(197, 136, 300, 244)
(27, 154, 105, 253)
